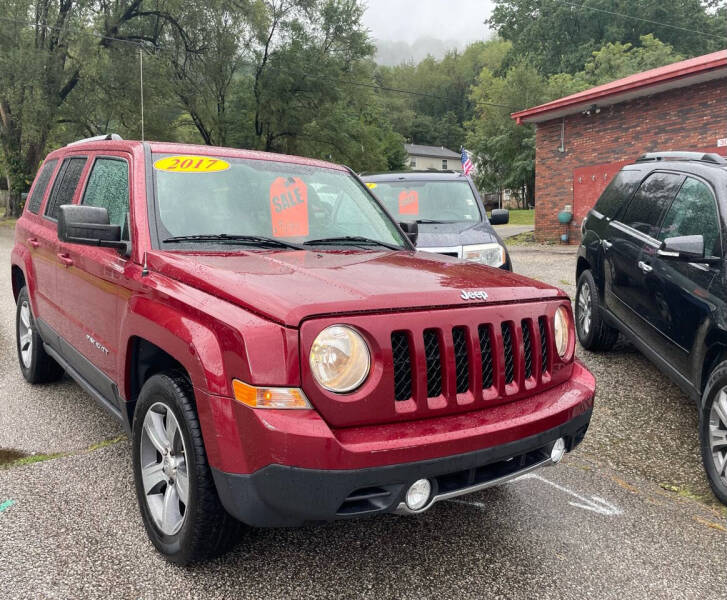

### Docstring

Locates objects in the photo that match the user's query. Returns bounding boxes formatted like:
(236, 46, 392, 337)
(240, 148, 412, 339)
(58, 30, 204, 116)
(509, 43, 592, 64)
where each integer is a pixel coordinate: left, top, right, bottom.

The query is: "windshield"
(368, 180, 482, 223)
(151, 154, 406, 249)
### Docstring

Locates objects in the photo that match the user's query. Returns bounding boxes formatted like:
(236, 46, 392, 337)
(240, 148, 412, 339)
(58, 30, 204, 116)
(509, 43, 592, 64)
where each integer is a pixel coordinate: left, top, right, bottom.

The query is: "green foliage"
(489, 0, 726, 76)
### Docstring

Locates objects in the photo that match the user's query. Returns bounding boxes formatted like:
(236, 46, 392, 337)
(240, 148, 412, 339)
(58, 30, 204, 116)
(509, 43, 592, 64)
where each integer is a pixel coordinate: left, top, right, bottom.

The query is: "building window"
(410, 157, 417, 168)
(442, 159, 448, 170)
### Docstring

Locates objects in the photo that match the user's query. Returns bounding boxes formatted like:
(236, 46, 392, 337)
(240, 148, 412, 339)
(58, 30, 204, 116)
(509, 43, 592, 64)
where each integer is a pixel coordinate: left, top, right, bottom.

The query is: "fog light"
(405, 479, 432, 511)
(551, 438, 566, 463)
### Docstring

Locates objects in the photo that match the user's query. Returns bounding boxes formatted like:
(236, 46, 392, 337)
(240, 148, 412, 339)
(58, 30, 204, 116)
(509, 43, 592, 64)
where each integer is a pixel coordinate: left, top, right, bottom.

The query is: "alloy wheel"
(18, 301, 33, 369)
(709, 389, 727, 485)
(140, 402, 190, 536)
(577, 281, 592, 337)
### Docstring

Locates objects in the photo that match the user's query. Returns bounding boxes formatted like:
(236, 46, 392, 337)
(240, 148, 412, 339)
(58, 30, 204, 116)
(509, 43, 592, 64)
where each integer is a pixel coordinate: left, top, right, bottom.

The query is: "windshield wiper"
(302, 236, 403, 250)
(415, 219, 457, 224)
(162, 234, 303, 250)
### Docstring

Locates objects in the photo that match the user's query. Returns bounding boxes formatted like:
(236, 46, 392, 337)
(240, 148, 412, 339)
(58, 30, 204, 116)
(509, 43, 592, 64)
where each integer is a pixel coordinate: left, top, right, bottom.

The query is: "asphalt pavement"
(1, 228, 726, 599)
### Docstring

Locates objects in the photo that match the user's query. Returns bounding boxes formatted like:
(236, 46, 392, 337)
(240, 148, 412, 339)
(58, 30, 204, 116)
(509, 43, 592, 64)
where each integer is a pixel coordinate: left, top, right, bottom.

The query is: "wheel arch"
(700, 335, 727, 400)
(11, 264, 26, 302)
(576, 256, 590, 282)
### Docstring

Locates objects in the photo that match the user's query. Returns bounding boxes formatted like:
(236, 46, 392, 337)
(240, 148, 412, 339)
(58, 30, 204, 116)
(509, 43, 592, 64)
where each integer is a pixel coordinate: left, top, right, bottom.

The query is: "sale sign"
(398, 190, 419, 215)
(270, 177, 309, 238)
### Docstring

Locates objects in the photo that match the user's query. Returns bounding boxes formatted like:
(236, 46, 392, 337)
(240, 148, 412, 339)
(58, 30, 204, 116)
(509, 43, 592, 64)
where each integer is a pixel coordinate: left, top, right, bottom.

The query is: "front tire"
(15, 287, 64, 383)
(700, 362, 727, 505)
(575, 270, 618, 351)
(132, 372, 242, 564)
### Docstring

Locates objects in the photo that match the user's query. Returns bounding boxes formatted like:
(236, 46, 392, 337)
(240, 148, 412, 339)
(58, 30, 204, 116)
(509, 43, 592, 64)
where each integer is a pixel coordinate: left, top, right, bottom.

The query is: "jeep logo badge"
(461, 290, 488, 301)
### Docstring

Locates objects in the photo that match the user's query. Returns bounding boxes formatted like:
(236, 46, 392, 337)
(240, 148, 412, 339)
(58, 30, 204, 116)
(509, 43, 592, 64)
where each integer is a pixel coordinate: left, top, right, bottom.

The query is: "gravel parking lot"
(509, 245, 713, 505)
(1, 231, 725, 599)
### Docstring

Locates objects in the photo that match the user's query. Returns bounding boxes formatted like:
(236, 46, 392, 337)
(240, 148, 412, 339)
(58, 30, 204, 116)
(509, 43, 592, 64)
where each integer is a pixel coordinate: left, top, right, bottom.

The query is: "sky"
(361, 0, 495, 44)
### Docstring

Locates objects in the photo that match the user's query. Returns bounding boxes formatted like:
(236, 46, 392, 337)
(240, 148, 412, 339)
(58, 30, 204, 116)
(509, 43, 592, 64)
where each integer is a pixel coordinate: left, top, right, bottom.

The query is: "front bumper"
(211, 408, 592, 527)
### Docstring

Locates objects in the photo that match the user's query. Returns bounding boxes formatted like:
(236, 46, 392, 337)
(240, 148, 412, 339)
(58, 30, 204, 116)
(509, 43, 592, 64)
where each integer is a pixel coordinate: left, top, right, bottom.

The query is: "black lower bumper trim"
(212, 409, 592, 527)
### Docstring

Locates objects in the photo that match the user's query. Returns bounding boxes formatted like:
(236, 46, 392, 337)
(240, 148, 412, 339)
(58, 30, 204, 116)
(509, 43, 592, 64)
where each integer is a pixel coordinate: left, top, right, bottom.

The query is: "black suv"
(576, 151, 727, 504)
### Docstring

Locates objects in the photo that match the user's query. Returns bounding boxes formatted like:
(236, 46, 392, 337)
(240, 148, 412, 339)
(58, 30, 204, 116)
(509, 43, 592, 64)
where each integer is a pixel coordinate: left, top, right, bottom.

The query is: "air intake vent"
(521, 320, 533, 379)
(501, 322, 515, 384)
(452, 327, 469, 394)
(478, 325, 494, 389)
(423, 329, 443, 397)
(538, 317, 549, 375)
(391, 332, 412, 401)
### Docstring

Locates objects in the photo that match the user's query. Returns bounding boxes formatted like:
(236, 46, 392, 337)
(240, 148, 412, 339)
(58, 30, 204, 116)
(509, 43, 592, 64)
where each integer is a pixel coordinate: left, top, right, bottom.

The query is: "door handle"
(27, 238, 40, 249)
(602, 240, 613, 251)
(637, 260, 653, 273)
(57, 253, 74, 268)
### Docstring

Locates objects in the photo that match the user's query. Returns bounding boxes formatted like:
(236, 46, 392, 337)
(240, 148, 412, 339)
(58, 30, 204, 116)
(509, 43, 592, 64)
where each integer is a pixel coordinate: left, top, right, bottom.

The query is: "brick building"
(511, 50, 727, 243)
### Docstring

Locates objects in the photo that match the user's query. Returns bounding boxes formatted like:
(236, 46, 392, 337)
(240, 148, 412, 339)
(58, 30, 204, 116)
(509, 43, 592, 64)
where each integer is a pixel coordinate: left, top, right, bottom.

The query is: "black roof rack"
(66, 133, 123, 147)
(636, 151, 727, 165)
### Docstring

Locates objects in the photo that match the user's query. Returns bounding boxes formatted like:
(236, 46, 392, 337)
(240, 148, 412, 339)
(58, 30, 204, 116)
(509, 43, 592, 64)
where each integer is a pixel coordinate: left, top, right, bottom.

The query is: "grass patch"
(502, 231, 537, 246)
(490, 209, 533, 226)
(0, 435, 127, 470)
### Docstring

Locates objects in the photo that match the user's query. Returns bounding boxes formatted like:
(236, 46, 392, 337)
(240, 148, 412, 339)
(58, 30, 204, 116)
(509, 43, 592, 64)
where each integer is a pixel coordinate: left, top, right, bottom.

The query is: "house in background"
(404, 143, 462, 172)
(511, 50, 727, 243)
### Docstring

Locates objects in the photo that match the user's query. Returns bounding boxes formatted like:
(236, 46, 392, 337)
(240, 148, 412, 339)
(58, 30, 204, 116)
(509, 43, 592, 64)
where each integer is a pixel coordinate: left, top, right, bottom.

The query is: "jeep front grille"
(391, 315, 551, 404)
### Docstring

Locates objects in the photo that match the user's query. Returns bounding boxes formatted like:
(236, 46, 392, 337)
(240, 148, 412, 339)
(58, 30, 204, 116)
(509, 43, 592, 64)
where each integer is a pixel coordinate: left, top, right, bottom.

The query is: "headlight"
(462, 243, 506, 267)
(309, 325, 371, 393)
(554, 305, 572, 358)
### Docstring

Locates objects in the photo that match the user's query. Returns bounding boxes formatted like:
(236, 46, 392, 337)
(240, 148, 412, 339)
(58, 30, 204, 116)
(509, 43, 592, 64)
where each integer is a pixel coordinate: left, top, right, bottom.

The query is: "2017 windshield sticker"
(153, 156, 230, 173)
(366, 182, 377, 189)
(270, 177, 309, 238)
(398, 190, 419, 215)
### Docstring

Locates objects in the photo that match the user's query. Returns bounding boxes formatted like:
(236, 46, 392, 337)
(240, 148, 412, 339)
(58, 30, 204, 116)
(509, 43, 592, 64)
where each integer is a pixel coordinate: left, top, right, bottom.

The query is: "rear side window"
(594, 169, 643, 218)
(82, 158, 130, 240)
(620, 172, 684, 238)
(26, 159, 58, 214)
(658, 177, 722, 257)
(45, 156, 87, 220)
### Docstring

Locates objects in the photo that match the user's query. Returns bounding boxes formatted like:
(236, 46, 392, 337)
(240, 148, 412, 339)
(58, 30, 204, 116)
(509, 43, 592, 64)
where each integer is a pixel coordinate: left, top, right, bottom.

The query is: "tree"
(467, 62, 545, 207)
(489, 0, 726, 76)
(0, 0, 198, 215)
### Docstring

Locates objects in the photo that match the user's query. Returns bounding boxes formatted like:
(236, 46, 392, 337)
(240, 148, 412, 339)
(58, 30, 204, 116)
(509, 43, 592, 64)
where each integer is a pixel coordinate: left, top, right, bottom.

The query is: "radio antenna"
(139, 47, 145, 141)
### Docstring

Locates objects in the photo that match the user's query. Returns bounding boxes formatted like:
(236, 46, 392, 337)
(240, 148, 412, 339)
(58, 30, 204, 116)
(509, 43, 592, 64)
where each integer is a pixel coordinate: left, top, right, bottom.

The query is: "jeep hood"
(147, 249, 566, 326)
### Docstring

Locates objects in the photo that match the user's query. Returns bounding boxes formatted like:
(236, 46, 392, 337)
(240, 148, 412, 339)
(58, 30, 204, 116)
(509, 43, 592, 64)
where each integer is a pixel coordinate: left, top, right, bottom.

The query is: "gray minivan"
(361, 172, 512, 270)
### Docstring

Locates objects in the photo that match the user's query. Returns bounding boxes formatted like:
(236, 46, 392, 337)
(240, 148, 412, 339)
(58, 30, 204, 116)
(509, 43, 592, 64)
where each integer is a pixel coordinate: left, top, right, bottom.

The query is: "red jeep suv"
(11, 135, 596, 563)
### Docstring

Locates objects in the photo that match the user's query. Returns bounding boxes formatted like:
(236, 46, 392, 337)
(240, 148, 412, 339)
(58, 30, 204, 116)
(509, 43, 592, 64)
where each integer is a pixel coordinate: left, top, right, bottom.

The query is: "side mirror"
(490, 209, 509, 225)
(58, 205, 128, 253)
(657, 235, 714, 262)
(399, 221, 419, 246)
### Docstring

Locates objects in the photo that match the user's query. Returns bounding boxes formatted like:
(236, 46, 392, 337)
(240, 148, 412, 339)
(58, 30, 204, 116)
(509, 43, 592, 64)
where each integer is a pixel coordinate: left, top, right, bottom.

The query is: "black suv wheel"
(575, 270, 618, 351)
(700, 361, 727, 505)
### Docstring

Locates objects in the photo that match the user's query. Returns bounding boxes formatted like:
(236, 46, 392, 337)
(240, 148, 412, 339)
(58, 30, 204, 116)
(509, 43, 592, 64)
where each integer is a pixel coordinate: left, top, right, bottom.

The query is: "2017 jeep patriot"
(576, 151, 727, 505)
(12, 135, 595, 563)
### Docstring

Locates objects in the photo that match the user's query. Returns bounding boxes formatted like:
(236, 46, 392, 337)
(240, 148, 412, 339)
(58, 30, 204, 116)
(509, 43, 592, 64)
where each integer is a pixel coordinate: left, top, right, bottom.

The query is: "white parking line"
(450, 472, 623, 516)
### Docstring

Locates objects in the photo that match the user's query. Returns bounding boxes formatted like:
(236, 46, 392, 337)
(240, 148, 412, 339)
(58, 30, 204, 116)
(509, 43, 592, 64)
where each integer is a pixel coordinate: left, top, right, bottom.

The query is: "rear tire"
(575, 270, 618, 351)
(15, 287, 64, 383)
(132, 372, 242, 564)
(699, 362, 727, 505)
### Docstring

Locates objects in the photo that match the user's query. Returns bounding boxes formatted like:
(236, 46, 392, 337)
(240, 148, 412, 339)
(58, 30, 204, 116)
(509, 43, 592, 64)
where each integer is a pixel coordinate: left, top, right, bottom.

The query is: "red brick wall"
(534, 77, 727, 243)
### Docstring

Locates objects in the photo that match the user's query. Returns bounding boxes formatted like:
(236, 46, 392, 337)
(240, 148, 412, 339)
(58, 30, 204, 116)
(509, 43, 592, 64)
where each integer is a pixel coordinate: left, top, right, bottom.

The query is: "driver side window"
(82, 158, 130, 241)
(657, 177, 721, 258)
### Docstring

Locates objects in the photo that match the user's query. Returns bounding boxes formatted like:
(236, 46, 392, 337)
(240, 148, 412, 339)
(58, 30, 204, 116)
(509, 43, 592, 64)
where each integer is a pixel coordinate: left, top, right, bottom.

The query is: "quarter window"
(26, 159, 58, 214)
(82, 158, 130, 240)
(45, 157, 87, 220)
(594, 169, 643, 219)
(620, 172, 683, 238)
(658, 177, 721, 257)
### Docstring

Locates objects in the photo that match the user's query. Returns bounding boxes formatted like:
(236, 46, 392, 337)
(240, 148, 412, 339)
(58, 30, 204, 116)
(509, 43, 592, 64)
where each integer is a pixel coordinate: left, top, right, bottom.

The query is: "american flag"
(461, 147, 474, 176)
